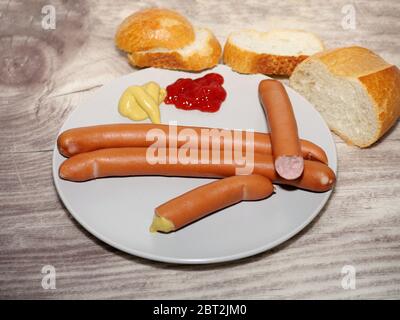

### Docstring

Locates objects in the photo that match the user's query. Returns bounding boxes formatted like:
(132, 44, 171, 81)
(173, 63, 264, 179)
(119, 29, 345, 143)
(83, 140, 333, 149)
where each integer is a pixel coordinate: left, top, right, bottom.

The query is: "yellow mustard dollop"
(118, 81, 166, 124)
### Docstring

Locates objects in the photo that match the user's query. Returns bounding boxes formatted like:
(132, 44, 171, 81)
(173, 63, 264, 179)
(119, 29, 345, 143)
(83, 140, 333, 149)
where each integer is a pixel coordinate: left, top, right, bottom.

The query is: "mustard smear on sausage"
(149, 215, 175, 233)
(118, 82, 166, 124)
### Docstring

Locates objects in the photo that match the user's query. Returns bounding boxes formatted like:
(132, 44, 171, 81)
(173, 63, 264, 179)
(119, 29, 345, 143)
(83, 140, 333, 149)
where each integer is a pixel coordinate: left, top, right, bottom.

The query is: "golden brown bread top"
(313, 46, 391, 77)
(115, 8, 195, 52)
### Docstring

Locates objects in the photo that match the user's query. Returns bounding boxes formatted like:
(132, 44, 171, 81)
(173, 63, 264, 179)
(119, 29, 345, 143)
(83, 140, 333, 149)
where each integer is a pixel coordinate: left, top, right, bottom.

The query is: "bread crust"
(291, 46, 400, 147)
(223, 40, 309, 76)
(312, 46, 391, 77)
(128, 30, 222, 71)
(115, 8, 195, 52)
(359, 65, 400, 146)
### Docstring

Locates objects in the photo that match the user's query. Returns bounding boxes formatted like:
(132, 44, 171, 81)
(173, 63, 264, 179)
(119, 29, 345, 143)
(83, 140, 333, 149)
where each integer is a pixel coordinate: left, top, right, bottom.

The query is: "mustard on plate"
(118, 81, 166, 124)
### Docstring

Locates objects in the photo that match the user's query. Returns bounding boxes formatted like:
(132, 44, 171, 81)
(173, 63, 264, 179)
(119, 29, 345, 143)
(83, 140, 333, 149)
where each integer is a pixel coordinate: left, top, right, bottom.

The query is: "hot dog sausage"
(259, 80, 304, 180)
(57, 123, 328, 164)
(150, 175, 274, 233)
(59, 147, 336, 192)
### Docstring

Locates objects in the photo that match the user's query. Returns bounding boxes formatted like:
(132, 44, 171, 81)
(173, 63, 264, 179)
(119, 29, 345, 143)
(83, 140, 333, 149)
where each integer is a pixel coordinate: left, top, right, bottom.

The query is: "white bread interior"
(290, 47, 400, 147)
(230, 29, 323, 55)
(128, 28, 221, 71)
(223, 29, 324, 76)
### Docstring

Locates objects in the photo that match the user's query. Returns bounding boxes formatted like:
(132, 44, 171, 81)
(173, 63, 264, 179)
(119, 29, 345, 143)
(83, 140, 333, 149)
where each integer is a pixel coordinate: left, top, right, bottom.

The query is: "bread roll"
(290, 46, 400, 147)
(223, 29, 324, 76)
(115, 8, 221, 71)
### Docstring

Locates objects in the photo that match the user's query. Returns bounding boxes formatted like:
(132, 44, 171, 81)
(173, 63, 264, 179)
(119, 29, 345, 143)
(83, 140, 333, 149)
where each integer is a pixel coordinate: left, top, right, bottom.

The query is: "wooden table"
(1, 0, 399, 299)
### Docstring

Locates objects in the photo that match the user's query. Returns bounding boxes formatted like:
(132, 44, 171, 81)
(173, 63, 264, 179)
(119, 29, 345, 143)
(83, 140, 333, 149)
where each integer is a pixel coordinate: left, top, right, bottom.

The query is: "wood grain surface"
(0, 0, 399, 299)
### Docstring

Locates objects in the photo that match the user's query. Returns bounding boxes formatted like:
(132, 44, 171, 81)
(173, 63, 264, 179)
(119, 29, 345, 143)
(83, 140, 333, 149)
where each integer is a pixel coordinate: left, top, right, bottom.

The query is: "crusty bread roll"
(115, 8, 221, 71)
(290, 46, 400, 147)
(223, 29, 324, 76)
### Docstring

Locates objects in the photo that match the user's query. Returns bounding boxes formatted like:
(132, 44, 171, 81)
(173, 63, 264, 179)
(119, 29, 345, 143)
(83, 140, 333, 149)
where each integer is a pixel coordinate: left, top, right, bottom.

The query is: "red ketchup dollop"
(164, 73, 227, 112)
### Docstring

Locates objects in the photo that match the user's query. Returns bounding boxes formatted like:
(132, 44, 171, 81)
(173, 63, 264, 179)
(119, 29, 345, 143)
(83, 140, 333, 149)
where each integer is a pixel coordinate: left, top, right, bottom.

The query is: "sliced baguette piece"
(127, 27, 221, 71)
(290, 46, 400, 147)
(223, 29, 324, 76)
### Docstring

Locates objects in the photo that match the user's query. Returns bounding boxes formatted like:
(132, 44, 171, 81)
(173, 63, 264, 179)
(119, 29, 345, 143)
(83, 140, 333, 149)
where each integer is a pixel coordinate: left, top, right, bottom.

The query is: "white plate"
(52, 65, 337, 264)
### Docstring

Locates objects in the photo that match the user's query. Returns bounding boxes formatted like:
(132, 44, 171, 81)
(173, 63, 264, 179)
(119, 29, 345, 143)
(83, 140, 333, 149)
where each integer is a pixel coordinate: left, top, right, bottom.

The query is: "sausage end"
(275, 156, 304, 180)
